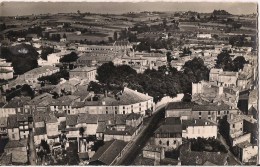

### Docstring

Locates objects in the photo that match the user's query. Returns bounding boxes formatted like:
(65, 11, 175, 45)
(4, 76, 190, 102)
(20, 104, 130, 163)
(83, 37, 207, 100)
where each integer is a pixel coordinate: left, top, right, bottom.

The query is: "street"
(217, 132, 242, 165)
(115, 105, 166, 165)
(29, 130, 37, 165)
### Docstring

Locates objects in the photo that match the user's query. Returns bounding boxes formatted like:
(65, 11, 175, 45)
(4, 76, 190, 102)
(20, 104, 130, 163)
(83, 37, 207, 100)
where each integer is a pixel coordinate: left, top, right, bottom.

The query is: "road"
(29, 130, 37, 165)
(115, 105, 166, 165)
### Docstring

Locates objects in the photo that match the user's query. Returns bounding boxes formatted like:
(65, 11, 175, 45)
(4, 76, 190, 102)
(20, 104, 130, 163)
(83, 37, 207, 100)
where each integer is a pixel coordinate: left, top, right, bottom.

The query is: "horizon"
(0, 1, 258, 16)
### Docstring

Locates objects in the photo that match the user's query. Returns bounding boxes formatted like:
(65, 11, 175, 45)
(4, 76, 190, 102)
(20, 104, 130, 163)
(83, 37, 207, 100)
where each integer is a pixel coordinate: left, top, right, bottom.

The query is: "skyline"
(0, 1, 258, 16)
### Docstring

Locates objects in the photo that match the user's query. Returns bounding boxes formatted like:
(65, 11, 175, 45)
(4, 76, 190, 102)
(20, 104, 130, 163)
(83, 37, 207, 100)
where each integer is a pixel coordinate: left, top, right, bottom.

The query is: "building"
(45, 114, 60, 144)
(142, 145, 165, 161)
(24, 93, 53, 114)
(4, 139, 28, 164)
(165, 102, 238, 122)
(69, 66, 97, 81)
(179, 143, 228, 165)
(0, 59, 14, 80)
(89, 140, 127, 165)
(209, 68, 238, 87)
(235, 141, 258, 163)
(7, 115, 20, 140)
(182, 119, 218, 139)
(0, 97, 30, 118)
(154, 118, 182, 150)
(113, 41, 133, 52)
(0, 117, 8, 138)
(71, 87, 155, 116)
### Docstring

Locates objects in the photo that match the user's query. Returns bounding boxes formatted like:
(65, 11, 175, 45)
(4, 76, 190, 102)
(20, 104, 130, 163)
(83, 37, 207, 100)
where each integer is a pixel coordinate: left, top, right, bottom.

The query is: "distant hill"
(212, 10, 231, 16)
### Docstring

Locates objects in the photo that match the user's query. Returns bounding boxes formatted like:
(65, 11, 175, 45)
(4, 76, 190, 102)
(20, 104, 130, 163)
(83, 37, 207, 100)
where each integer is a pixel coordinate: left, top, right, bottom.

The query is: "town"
(0, 2, 258, 166)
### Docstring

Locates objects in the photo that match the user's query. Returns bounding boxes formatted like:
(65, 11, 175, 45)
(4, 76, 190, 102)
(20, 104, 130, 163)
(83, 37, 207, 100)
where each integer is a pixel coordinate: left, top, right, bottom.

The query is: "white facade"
(182, 124, 218, 139)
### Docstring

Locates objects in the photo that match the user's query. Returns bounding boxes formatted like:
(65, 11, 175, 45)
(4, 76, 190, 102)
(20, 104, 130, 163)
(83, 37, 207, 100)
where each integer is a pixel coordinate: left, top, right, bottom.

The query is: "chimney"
(105, 90, 108, 97)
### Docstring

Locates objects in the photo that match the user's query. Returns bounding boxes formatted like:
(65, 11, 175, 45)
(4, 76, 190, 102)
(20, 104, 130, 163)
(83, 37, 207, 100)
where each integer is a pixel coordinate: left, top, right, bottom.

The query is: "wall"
(156, 94, 184, 108)
(233, 133, 251, 146)
(7, 128, 20, 140)
(242, 145, 258, 162)
(154, 137, 182, 150)
(183, 125, 217, 139)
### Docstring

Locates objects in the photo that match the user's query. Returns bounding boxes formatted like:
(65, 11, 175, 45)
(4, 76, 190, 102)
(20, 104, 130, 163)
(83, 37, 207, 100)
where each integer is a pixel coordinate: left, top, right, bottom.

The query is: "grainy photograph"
(0, 1, 258, 166)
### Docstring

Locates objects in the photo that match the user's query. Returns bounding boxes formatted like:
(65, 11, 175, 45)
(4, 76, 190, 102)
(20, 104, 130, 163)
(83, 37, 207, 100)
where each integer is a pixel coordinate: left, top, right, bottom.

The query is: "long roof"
(90, 140, 127, 165)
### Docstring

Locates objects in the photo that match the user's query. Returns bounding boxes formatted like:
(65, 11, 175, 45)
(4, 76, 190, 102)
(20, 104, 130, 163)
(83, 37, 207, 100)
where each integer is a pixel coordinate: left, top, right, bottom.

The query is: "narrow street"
(217, 133, 242, 165)
(115, 105, 166, 165)
(29, 130, 36, 165)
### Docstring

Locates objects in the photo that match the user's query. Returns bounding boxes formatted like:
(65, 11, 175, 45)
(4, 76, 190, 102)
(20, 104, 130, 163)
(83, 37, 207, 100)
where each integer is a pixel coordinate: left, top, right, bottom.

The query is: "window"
(123, 111, 125, 114)
(208, 111, 210, 115)
(199, 117, 201, 119)
(166, 141, 169, 146)
(199, 112, 201, 115)
(173, 140, 176, 144)
(139, 108, 141, 111)
(240, 128, 242, 131)
(227, 111, 229, 114)
(159, 140, 162, 145)
(68, 110, 70, 114)
(123, 106, 125, 109)
(115, 111, 117, 114)
(106, 111, 108, 114)
(12, 134, 15, 139)
(218, 111, 220, 115)
(139, 103, 141, 106)
(233, 124, 235, 128)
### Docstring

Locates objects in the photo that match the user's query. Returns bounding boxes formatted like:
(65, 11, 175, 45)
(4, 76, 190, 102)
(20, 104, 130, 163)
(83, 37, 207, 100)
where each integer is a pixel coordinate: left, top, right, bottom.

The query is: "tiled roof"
(96, 122, 106, 133)
(0, 153, 12, 165)
(70, 66, 96, 72)
(126, 112, 142, 120)
(154, 124, 182, 134)
(51, 95, 80, 106)
(45, 114, 58, 124)
(143, 145, 164, 153)
(180, 143, 228, 166)
(90, 140, 127, 165)
(17, 114, 30, 122)
(7, 115, 18, 128)
(192, 103, 230, 111)
(24, 66, 59, 75)
(3, 96, 31, 108)
(116, 87, 153, 105)
(34, 127, 46, 136)
(166, 102, 194, 110)
(164, 117, 182, 125)
(66, 115, 78, 126)
(28, 93, 53, 107)
(104, 126, 137, 136)
(182, 119, 217, 129)
(5, 139, 27, 149)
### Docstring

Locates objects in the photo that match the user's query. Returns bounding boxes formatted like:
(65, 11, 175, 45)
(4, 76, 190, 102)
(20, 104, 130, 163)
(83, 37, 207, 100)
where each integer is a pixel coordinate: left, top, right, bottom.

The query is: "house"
(165, 102, 237, 122)
(143, 145, 165, 161)
(7, 115, 20, 140)
(17, 114, 31, 139)
(0, 59, 14, 80)
(73, 87, 155, 116)
(4, 139, 28, 164)
(65, 114, 79, 139)
(182, 119, 218, 139)
(45, 114, 60, 144)
(154, 117, 182, 150)
(209, 68, 238, 87)
(69, 66, 97, 81)
(179, 143, 228, 166)
(0, 117, 8, 138)
(113, 40, 133, 52)
(234, 141, 258, 163)
(227, 113, 257, 146)
(89, 140, 127, 165)
(0, 96, 31, 117)
(24, 93, 53, 114)
(50, 95, 81, 114)
(34, 127, 47, 146)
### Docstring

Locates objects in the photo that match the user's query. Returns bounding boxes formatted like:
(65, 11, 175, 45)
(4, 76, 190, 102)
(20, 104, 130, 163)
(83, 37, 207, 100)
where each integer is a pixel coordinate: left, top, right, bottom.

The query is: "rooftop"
(89, 140, 127, 165)
(24, 66, 59, 76)
(70, 66, 97, 72)
(143, 145, 164, 153)
(155, 124, 182, 134)
(182, 119, 217, 129)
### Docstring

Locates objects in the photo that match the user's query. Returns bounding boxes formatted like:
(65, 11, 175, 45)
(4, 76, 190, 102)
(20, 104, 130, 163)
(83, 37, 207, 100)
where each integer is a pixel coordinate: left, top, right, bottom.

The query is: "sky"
(0, 1, 258, 16)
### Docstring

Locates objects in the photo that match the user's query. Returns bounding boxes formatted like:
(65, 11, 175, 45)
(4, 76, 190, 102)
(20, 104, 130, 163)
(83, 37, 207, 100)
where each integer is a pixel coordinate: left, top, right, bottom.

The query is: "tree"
(232, 56, 248, 71)
(41, 46, 54, 60)
(21, 84, 34, 98)
(40, 140, 50, 154)
(79, 127, 85, 138)
(215, 51, 233, 71)
(60, 52, 79, 63)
